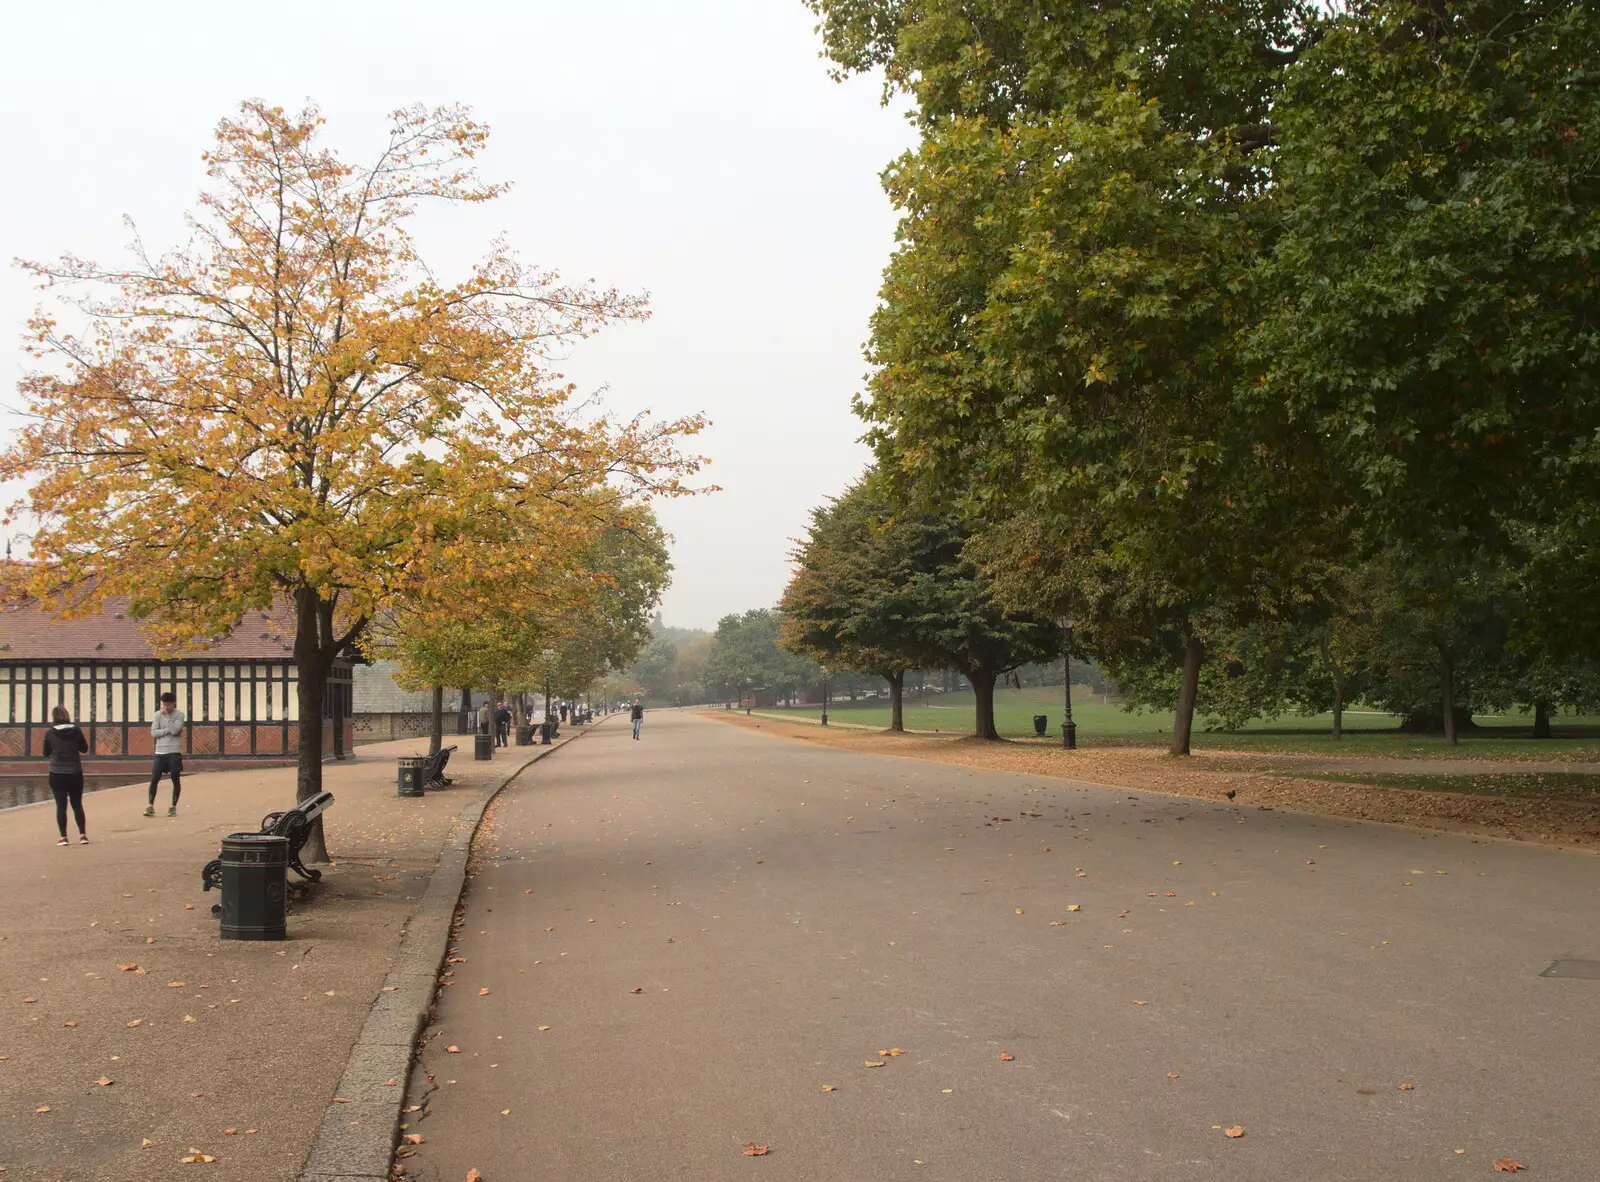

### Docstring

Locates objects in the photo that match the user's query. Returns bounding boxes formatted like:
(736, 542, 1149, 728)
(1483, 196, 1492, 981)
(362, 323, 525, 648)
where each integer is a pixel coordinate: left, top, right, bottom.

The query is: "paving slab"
(0, 722, 597, 1181)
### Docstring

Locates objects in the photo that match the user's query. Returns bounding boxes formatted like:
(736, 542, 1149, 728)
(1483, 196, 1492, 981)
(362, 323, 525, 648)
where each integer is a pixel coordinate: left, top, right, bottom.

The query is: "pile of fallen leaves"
(716, 715, 1600, 848)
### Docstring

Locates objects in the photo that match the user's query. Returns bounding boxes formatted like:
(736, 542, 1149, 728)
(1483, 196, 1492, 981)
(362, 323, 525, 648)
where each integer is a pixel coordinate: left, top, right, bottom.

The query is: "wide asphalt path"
(404, 710, 1599, 1181)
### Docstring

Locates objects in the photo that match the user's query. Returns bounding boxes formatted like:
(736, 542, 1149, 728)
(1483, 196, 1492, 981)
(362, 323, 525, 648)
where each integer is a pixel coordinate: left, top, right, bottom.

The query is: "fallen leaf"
(630, 987, 643, 994)
(1398, 1082, 1414, 1091)
(1066, 904, 1081, 912)
(96, 1077, 114, 1087)
(1224, 1126, 1244, 1139)
(22, 997, 36, 1004)
(1132, 1000, 1149, 1006)
(142, 1138, 154, 1147)
(243, 1129, 257, 1135)
(479, 988, 490, 996)
(183, 1015, 196, 1023)
(223, 1129, 236, 1136)
(332, 1098, 351, 1104)
(501, 1109, 510, 1115)
(864, 1061, 885, 1068)
(167, 981, 185, 988)
(537, 1026, 551, 1032)
(1049, 921, 1066, 927)
(125, 1020, 143, 1028)
(405, 1106, 422, 1113)
(999, 1053, 1015, 1061)
(1164, 891, 1176, 898)
(402, 1133, 425, 1145)
(821, 1085, 836, 1092)
(179, 1149, 216, 1163)
(742, 1143, 771, 1157)
(1167, 1073, 1180, 1080)
(1015, 908, 1025, 915)
(523, 888, 534, 894)
(1493, 1161, 1526, 1173)
(117, 963, 138, 972)
(446, 1046, 461, 1054)
(466, 1171, 483, 1182)
(63, 1021, 78, 1027)
(36, 1106, 50, 1113)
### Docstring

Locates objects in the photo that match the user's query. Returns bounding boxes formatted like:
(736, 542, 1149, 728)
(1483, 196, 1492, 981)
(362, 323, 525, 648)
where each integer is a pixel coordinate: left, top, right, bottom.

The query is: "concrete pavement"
(0, 725, 588, 1182)
(402, 710, 1600, 1181)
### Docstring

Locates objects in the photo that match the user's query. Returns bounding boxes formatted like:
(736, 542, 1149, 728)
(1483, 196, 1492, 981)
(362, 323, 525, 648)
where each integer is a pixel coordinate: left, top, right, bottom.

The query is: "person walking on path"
(44, 705, 90, 845)
(495, 702, 511, 748)
(146, 691, 184, 817)
(630, 696, 644, 740)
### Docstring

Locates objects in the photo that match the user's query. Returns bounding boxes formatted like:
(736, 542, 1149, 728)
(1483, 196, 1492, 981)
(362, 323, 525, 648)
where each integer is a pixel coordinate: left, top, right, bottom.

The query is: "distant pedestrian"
(559, 702, 569, 724)
(146, 691, 184, 817)
(477, 700, 493, 735)
(630, 696, 644, 740)
(495, 703, 512, 747)
(44, 705, 90, 845)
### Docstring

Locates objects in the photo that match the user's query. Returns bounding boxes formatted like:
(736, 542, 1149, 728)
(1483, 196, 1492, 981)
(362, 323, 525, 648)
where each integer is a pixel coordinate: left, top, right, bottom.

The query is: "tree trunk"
(459, 686, 472, 735)
(887, 671, 904, 732)
(292, 587, 331, 864)
(1533, 699, 1551, 740)
(1330, 667, 1344, 741)
(1440, 649, 1458, 746)
(429, 685, 444, 756)
(969, 669, 1000, 740)
(1169, 634, 1205, 757)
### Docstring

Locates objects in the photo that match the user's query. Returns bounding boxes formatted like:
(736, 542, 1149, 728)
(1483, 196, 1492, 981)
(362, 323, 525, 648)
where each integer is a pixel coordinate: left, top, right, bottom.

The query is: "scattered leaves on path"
(1224, 1126, 1244, 1139)
(742, 1143, 770, 1157)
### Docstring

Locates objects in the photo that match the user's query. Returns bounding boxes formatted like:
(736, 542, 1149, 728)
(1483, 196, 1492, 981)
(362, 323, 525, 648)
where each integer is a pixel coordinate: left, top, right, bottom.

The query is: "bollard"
(1033, 714, 1048, 737)
(474, 732, 494, 761)
(397, 756, 426, 797)
(218, 833, 289, 941)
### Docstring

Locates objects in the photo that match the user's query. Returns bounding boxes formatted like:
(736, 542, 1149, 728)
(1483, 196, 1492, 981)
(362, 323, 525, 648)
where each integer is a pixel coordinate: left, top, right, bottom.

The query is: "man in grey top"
(145, 691, 185, 817)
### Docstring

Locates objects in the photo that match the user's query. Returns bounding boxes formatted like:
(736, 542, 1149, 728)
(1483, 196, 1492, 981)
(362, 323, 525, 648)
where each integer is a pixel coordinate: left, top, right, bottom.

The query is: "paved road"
(404, 711, 1600, 1181)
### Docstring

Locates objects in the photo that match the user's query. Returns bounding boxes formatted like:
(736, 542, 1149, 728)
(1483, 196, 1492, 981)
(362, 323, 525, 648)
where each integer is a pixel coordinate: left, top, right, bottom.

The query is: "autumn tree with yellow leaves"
(2, 102, 704, 854)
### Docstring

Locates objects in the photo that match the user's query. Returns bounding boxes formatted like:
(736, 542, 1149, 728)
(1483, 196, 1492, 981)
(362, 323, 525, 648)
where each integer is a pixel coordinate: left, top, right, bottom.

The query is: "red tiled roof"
(0, 597, 298, 661)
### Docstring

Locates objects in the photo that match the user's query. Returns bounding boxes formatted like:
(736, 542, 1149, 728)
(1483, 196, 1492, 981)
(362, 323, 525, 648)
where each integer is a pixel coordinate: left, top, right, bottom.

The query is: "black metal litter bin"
(1033, 714, 1048, 737)
(474, 732, 495, 761)
(398, 756, 426, 797)
(516, 723, 535, 746)
(540, 720, 552, 745)
(218, 833, 289, 941)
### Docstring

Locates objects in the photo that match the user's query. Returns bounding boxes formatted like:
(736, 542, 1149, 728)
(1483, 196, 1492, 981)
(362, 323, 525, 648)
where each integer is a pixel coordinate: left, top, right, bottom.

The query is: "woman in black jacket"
(44, 705, 90, 845)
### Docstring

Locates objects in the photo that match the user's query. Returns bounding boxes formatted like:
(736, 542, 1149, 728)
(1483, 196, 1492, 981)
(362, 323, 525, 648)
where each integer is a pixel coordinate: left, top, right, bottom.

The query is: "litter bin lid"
(221, 832, 289, 853)
(399, 756, 426, 766)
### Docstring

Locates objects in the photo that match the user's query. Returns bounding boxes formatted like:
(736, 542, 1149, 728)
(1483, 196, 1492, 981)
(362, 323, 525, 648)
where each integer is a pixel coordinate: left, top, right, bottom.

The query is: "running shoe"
(142, 806, 155, 817)
(167, 807, 177, 817)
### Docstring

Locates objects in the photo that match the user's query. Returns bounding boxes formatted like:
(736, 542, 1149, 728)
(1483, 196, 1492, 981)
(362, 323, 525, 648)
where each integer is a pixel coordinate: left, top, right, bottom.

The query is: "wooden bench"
(200, 790, 336, 895)
(423, 745, 456, 788)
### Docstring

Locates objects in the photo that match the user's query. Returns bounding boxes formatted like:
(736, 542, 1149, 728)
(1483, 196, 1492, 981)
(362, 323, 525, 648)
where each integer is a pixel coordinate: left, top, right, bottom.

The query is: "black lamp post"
(540, 647, 555, 744)
(1061, 625, 1077, 750)
(820, 667, 830, 727)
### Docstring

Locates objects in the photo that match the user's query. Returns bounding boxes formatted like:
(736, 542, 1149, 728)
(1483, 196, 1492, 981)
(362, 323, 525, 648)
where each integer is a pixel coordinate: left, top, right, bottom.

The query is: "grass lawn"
(755, 686, 1600, 760)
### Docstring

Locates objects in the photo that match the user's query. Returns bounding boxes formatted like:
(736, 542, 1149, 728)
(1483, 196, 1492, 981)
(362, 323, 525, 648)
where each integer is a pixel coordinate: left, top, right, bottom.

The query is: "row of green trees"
(799, 0, 1600, 751)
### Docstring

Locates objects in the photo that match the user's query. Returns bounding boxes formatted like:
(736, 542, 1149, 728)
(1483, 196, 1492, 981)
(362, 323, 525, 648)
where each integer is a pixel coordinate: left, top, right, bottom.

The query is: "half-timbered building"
(0, 598, 353, 761)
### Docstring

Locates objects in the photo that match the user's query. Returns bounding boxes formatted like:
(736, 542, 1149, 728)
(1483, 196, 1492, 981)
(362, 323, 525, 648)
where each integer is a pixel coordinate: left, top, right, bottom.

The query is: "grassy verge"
(760, 688, 1600, 760)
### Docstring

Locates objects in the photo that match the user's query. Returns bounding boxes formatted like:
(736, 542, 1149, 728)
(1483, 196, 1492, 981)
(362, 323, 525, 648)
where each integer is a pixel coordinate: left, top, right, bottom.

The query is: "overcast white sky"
(0, 1, 911, 631)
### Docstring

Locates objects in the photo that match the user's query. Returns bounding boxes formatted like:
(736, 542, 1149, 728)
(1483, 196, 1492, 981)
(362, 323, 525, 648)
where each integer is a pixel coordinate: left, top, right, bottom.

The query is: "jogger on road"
(147, 691, 185, 817)
(44, 705, 90, 845)
(630, 696, 644, 740)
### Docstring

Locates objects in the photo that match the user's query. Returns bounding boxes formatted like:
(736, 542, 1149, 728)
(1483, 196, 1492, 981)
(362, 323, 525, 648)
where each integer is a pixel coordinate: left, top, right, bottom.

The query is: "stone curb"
(296, 720, 606, 1181)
